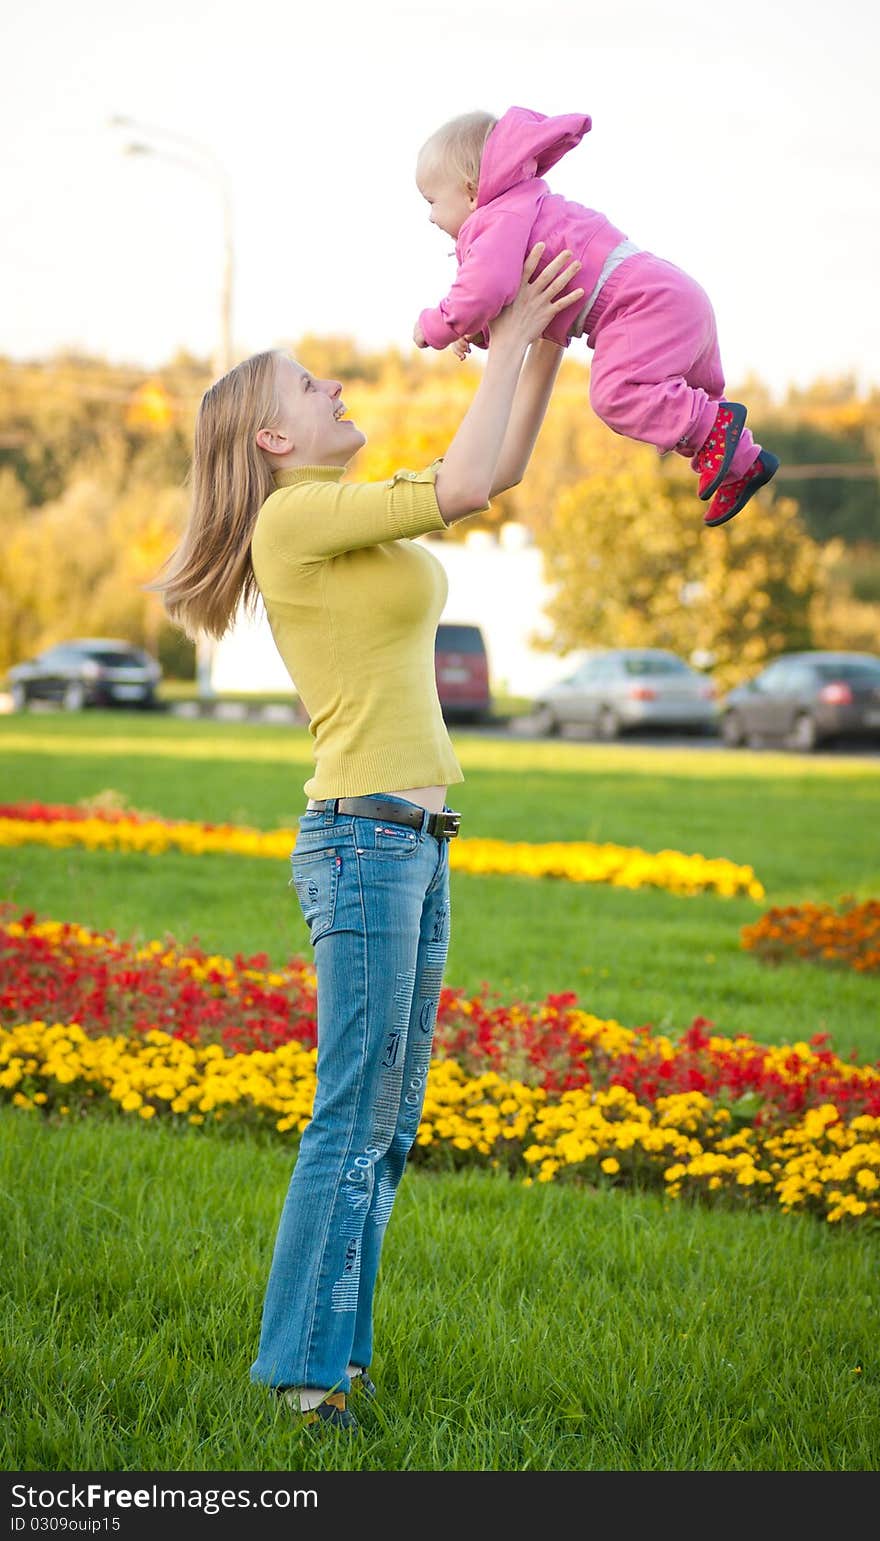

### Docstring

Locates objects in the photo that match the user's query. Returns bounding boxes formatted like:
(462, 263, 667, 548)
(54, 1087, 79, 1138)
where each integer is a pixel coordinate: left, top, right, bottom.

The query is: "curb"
(166, 699, 306, 725)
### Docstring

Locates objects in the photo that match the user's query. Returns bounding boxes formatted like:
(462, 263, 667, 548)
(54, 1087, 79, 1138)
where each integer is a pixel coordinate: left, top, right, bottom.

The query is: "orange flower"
(742, 899, 880, 974)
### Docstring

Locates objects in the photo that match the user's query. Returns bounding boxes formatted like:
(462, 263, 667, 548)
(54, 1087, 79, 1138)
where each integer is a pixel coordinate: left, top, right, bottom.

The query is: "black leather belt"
(307, 796, 461, 840)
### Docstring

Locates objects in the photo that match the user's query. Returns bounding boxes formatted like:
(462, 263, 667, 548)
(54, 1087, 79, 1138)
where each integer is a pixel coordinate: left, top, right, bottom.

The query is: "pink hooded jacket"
(418, 106, 628, 351)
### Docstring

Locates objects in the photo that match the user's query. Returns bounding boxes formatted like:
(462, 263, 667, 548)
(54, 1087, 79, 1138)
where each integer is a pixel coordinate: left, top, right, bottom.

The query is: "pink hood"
(418, 105, 628, 351)
(477, 106, 592, 204)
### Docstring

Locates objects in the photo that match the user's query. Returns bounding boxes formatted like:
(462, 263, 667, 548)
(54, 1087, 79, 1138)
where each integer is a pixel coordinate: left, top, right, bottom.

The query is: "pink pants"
(584, 251, 759, 479)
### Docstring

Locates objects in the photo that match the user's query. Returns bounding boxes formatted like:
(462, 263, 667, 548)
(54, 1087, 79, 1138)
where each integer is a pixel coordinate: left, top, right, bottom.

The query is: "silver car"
(531, 648, 718, 739)
(719, 651, 880, 751)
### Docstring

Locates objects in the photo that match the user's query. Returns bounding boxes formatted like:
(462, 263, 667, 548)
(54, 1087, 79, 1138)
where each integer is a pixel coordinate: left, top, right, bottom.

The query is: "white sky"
(3, 0, 879, 398)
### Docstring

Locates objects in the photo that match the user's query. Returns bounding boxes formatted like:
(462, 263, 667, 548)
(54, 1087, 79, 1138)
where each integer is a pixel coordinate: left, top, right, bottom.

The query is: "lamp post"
(111, 116, 235, 699)
(110, 116, 234, 377)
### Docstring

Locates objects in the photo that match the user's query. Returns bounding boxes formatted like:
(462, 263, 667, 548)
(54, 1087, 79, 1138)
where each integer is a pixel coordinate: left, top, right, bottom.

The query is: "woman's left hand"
(487, 244, 583, 353)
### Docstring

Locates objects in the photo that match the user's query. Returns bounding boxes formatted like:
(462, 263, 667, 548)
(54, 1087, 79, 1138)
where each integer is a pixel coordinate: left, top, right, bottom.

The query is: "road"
(468, 713, 880, 760)
(2, 694, 878, 759)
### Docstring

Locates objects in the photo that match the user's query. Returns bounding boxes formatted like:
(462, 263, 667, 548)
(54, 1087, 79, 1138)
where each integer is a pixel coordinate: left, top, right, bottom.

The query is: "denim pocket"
(290, 847, 340, 942)
(366, 823, 421, 860)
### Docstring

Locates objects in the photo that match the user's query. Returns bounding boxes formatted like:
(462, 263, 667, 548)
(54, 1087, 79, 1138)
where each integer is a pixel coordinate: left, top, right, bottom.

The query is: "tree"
(536, 444, 833, 690)
(0, 472, 187, 675)
(1, 346, 877, 685)
(0, 469, 32, 670)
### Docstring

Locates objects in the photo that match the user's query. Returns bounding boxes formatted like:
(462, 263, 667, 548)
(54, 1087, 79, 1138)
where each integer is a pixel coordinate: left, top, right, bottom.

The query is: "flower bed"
(0, 800, 765, 900)
(2, 908, 878, 1225)
(742, 898, 880, 974)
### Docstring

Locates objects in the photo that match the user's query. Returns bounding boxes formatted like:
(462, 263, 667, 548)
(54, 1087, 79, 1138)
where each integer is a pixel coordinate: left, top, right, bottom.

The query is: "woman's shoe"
(693, 401, 748, 500)
(350, 1367, 377, 1399)
(282, 1389, 359, 1433)
(302, 1393, 358, 1432)
(704, 449, 780, 527)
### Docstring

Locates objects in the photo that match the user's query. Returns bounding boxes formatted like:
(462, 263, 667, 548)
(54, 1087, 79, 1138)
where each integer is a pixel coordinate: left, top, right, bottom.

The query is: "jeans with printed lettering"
(249, 799, 451, 1396)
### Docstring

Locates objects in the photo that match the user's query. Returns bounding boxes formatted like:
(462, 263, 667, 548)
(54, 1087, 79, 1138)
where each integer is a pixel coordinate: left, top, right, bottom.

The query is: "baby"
(413, 106, 778, 528)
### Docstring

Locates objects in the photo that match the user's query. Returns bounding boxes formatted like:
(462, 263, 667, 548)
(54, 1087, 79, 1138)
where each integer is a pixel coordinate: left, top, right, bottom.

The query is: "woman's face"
(259, 355, 366, 467)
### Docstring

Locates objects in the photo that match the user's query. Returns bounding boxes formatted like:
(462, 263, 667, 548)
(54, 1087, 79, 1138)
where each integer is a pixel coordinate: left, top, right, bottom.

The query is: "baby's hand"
(412, 320, 428, 349)
(452, 337, 470, 361)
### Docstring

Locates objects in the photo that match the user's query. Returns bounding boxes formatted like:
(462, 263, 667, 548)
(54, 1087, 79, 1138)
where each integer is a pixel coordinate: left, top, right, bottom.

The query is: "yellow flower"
(3, 1002, 878, 1229)
(0, 814, 764, 899)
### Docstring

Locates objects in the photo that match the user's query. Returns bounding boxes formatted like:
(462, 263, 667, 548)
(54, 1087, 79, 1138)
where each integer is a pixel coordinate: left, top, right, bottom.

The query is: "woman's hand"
(487, 244, 583, 352)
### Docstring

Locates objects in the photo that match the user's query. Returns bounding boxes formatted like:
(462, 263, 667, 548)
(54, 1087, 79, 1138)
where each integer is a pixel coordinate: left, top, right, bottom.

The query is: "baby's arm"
(418, 211, 536, 351)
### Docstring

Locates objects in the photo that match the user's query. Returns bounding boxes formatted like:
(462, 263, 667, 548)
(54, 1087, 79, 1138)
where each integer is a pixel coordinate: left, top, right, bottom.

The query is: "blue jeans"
(250, 797, 452, 1395)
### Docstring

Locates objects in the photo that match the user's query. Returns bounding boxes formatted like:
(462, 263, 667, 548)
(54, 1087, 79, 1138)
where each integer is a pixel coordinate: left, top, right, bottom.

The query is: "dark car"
(719, 651, 880, 751)
(7, 638, 162, 712)
(530, 648, 718, 739)
(434, 622, 492, 723)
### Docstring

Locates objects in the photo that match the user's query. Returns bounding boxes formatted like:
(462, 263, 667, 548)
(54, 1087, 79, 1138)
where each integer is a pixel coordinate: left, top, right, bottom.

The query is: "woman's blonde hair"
(150, 350, 283, 641)
(417, 110, 497, 188)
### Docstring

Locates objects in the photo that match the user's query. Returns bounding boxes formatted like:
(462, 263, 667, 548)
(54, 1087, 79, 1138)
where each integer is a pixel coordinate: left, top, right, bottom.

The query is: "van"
(434, 622, 492, 723)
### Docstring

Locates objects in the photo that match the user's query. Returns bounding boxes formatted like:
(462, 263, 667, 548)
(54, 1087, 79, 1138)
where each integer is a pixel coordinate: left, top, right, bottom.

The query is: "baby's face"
(416, 163, 476, 240)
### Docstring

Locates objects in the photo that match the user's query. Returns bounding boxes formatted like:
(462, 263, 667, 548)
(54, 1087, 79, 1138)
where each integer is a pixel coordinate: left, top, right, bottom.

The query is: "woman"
(154, 243, 583, 1433)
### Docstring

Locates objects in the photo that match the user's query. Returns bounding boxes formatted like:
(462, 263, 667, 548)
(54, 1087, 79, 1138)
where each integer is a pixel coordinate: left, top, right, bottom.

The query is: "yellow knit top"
(250, 462, 476, 799)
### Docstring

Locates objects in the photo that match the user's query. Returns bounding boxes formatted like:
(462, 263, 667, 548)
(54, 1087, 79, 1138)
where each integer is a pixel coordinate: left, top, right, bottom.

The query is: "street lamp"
(111, 115, 235, 700)
(109, 115, 234, 378)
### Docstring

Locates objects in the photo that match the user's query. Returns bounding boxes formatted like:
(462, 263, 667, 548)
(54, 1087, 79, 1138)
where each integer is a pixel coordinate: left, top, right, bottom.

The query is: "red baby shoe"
(704, 449, 780, 527)
(693, 402, 748, 500)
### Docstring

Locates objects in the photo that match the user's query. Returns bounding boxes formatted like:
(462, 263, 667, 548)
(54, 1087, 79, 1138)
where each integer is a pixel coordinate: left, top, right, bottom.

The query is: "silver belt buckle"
(432, 809, 461, 839)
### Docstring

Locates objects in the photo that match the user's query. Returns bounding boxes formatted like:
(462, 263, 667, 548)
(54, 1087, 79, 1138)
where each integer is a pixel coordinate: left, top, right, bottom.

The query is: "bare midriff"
(386, 785, 447, 814)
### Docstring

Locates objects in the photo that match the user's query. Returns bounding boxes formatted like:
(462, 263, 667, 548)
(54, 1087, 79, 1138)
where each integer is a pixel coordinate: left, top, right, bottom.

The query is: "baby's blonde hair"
(417, 110, 497, 188)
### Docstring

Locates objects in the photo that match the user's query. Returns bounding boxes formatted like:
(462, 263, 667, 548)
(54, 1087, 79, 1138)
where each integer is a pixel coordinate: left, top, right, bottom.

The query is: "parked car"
(434, 622, 492, 723)
(530, 648, 718, 738)
(719, 651, 880, 751)
(7, 638, 162, 712)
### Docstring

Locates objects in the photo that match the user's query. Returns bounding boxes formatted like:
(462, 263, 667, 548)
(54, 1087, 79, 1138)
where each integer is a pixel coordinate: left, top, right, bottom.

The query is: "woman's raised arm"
(489, 336, 565, 497)
(433, 245, 582, 525)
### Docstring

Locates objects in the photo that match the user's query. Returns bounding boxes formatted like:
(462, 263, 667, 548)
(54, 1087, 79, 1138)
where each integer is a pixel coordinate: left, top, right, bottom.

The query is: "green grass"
(3, 1110, 878, 1472)
(1, 712, 879, 1472)
(156, 681, 532, 717)
(1, 712, 878, 1056)
(157, 681, 297, 703)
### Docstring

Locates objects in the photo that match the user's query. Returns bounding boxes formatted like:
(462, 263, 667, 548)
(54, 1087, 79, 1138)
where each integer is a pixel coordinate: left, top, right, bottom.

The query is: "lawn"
(4, 1110, 878, 1472)
(1, 712, 878, 1055)
(1, 710, 878, 1472)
